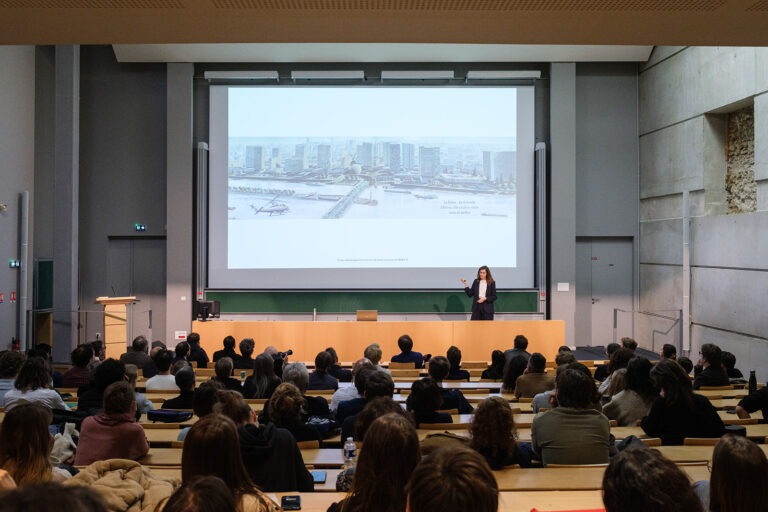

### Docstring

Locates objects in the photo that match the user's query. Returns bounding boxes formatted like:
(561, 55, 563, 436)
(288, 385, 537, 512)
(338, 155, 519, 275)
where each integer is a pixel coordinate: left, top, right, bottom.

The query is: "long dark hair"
(0, 403, 54, 485)
(246, 353, 278, 399)
(406, 378, 443, 424)
(625, 356, 657, 404)
(649, 359, 694, 409)
(607, 347, 634, 375)
(469, 397, 518, 465)
(344, 413, 420, 512)
(501, 355, 528, 392)
(710, 435, 768, 512)
(13, 357, 51, 391)
(477, 265, 494, 286)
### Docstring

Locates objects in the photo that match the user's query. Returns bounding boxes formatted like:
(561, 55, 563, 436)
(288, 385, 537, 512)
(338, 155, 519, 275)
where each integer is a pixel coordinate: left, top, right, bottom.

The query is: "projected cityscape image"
(226, 136, 517, 221)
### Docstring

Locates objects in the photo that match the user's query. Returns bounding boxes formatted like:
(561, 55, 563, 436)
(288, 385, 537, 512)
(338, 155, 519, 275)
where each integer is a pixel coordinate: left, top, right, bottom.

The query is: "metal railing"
(614, 308, 683, 354)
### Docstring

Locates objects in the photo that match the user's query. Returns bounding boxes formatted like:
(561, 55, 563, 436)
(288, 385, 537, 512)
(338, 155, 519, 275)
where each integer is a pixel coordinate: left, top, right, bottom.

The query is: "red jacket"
(74, 413, 149, 466)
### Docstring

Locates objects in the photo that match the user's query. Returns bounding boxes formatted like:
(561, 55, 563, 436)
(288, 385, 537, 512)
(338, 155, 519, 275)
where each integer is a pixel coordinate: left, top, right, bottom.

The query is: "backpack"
(147, 409, 193, 423)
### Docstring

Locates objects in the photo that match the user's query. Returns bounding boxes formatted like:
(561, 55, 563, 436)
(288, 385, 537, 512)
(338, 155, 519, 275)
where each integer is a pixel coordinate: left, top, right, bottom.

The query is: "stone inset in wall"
(725, 105, 756, 213)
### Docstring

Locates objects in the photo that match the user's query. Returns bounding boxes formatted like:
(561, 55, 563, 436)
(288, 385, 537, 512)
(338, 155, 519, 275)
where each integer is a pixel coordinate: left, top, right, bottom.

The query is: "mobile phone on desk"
(281, 495, 301, 510)
(311, 470, 327, 484)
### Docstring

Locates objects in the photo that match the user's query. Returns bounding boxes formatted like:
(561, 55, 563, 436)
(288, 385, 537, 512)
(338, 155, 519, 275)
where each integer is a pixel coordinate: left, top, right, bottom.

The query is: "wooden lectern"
(95, 296, 136, 360)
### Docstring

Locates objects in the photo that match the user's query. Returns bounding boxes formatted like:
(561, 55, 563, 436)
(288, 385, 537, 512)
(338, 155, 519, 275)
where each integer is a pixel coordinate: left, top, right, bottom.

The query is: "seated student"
(602, 356, 656, 426)
(212, 335, 240, 363)
(234, 338, 255, 371)
(335, 366, 376, 424)
(531, 369, 610, 466)
(514, 352, 555, 399)
(721, 350, 744, 380)
(503, 334, 531, 362)
(501, 354, 528, 393)
(308, 350, 339, 391)
(678, 356, 694, 375)
(641, 358, 725, 445)
(470, 396, 534, 469)
(325, 347, 353, 382)
(171, 359, 190, 376)
(162, 366, 196, 410)
(594, 342, 620, 382)
(480, 350, 506, 380)
(145, 349, 180, 391)
(427, 356, 473, 414)
(660, 343, 677, 361)
(178, 380, 223, 442)
(119, 335, 152, 370)
(693, 343, 730, 389)
(212, 357, 243, 393)
(268, 382, 322, 444)
(406, 445, 499, 512)
(179, 414, 278, 512)
(736, 384, 768, 420)
(327, 414, 420, 512)
(142, 342, 165, 379)
(692, 434, 768, 512)
(390, 334, 424, 368)
(163, 475, 236, 512)
(363, 343, 389, 374)
(0, 482, 110, 511)
(406, 378, 452, 427)
(445, 346, 470, 381)
(621, 337, 638, 352)
(62, 344, 92, 389)
(329, 358, 374, 413)
(214, 390, 313, 492)
(173, 341, 191, 365)
(243, 353, 282, 399)
(74, 381, 149, 465)
(3, 357, 69, 411)
(602, 448, 704, 512)
(558, 345, 572, 353)
(91, 340, 105, 362)
(0, 404, 72, 485)
(260, 362, 334, 425)
(124, 363, 154, 414)
(186, 332, 210, 370)
(338, 370, 396, 440)
(0, 351, 25, 403)
(598, 347, 634, 394)
(76, 358, 126, 412)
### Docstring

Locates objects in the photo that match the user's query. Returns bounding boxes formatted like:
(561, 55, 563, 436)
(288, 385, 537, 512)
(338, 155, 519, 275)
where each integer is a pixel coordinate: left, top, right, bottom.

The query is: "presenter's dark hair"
(477, 265, 494, 285)
(398, 335, 414, 353)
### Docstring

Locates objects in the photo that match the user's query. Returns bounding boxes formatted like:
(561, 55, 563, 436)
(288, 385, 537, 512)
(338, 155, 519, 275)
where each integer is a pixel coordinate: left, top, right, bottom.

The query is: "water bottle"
(748, 370, 757, 395)
(342, 437, 357, 469)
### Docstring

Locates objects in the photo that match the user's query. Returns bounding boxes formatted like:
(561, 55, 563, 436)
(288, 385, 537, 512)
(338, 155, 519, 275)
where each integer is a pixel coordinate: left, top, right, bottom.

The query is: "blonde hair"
(124, 363, 138, 383)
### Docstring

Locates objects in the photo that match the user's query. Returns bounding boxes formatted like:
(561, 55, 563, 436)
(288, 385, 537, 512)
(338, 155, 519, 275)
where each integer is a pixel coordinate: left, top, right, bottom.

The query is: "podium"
(95, 296, 136, 360)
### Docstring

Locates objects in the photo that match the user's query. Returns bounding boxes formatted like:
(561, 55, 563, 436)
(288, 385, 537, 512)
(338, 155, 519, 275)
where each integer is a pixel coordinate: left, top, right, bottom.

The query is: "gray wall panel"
(691, 212, 768, 269)
(639, 117, 703, 198)
(639, 263, 682, 312)
(639, 219, 682, 265)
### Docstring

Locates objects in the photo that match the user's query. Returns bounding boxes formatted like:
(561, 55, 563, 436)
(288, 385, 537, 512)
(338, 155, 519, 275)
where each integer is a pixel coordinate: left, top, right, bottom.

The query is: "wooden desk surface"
(698, 389, 748, 399)
(709, 398, 741, 409)
(393, 381, 502, 390)
(657, 444, 768, 462)
(718, 409, 763, 420)
(147, 468, 341, 492)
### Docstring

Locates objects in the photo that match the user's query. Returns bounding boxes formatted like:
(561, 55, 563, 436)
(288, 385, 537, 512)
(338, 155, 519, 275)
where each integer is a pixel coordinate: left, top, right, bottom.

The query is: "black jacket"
(693, 365, 730, 389)
(161, 390, 195, 410)
(738, 387, 768, 420)
(213, 348, 241, 363)
(465, 279, 497, 315)
(641, 394, 725, 445)
(238, 423, 313, 492)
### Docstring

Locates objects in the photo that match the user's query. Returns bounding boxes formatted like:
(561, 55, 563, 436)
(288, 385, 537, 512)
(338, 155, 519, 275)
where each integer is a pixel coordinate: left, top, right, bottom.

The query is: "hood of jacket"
(91, 412, 136, 427)
(238, 422, 278, 460)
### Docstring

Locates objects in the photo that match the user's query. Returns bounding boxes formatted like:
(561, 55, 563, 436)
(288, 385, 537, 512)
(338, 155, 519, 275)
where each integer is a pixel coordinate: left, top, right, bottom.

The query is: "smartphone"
(726, 409, 737, 414)
(281, 495, 301, 510)
(311, 470, 327, 484)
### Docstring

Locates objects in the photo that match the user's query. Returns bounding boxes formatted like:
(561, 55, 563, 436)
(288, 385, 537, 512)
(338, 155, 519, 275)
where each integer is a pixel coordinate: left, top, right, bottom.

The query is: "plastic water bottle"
(748, 370, 757, 395)
(342, 437, 357, 469)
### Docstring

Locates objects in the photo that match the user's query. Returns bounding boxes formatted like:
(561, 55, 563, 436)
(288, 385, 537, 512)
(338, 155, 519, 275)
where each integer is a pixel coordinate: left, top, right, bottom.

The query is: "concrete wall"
(0, 46, 35, 349)
(639, 46, 768, 379)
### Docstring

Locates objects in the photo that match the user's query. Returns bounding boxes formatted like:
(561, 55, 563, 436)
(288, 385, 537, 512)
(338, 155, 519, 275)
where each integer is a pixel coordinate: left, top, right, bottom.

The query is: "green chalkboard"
(206, 290, 539, 314)
(35, 260, 54, 311)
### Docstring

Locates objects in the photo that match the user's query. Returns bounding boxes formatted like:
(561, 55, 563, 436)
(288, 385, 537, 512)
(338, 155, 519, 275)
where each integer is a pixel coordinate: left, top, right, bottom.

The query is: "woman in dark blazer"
(461, 265, 497, 320)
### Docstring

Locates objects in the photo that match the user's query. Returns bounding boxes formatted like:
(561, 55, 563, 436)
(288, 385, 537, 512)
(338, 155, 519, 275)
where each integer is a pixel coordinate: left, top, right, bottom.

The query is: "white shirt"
(479, 279, 487, 299)
(3, 387, 71, 411)
(329, 382, 361, 413)
(145, 374, 180, 391)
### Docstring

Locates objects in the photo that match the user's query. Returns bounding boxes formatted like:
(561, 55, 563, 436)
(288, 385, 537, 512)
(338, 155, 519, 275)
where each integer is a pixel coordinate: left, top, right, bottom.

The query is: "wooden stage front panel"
(192, 320, 565, 363)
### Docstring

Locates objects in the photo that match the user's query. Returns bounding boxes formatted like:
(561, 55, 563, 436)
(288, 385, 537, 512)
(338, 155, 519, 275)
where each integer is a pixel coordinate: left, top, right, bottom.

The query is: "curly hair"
(268, 382, 306, 429)
(469, 397, 518, 459)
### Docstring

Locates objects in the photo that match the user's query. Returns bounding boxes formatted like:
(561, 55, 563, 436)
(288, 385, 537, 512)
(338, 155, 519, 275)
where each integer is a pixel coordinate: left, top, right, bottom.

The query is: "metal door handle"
(592, 298, 599, 304)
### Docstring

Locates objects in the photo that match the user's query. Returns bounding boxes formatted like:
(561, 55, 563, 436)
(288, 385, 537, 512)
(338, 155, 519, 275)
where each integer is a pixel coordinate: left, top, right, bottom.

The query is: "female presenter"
(461, 266, 497, 321)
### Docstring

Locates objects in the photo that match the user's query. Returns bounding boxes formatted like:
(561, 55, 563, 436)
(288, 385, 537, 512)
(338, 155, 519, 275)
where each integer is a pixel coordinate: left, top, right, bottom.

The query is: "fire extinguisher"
(12, 337, 19, 352)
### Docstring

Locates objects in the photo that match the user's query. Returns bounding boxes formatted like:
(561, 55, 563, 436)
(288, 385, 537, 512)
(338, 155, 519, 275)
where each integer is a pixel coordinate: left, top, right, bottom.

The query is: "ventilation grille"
(210, 0, 727, 11)
(0, 0, 183, 7)
(746, 0, 768, 10)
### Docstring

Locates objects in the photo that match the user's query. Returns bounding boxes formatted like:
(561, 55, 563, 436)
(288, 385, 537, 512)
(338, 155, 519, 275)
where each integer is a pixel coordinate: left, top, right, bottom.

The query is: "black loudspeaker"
(194, 300, 220, 321)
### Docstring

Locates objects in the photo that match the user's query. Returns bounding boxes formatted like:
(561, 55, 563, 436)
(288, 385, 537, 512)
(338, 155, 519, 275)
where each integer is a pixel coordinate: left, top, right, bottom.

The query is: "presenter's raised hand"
(461, 278, 468, 287)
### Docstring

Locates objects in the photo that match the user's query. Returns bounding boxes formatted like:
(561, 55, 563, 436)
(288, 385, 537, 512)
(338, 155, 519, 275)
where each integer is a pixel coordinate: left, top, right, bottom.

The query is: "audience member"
(736, 383, 768, 420)
(329, 358, 373, 413)
(3, 357, 69, 411)
(243, 353, 282, 399)
(61, 345, 92, 389)
(0, 482, 108, 512)
(594, 342, 620, 381)
(503, 334, 530, 362)
(0, 404, 71, 485)
(406, 445, 499, 512)
(621, 337, 638, 352)
(514, 353, 555, 399)
(606, 368, 628, 397)
(76, 358, 126, 412)
(186, 332, 210, 369)
(335, 366, 376, 424)
(480, 350, 506, 380)
(171, 359, 189, 375)
(308, 350, 339, 391)
(142, 343, 164, 379)
(531, 369, 610, 465)
(212, 357, 243, 393)
(390, 335, 424, 368)
(180, 414, 277, 511)
(470, 396, 534, 469)
(363, 343, 389, 374)
(446, 346, 470, 381)
(721, 351, 744, 380)
(693, 343, 730, 389)
(177, 380, 223, 442)
(602, 356, 656, 426)
(692, 434, 768, 512)
(677, 356, 694, 375)
(234, 338, 255, 370)
(325, 347, 353, 382)
(531, 362, 591, 413)
(338, 370, 395, 439)
(558, 345, 572, 353)
(327, 414, 419, 512)
(641, 358, 725, 444)
(215, 390, 313, 492)
(211, 336, 237, 363)
(90, 340, 105, 362)
(0, 351, 25, 402)
(144, 349, 179, 391)
(268, 382, 322, 443)
(427, 356, 473, 413)
(119, 335, 152, 370)
(661, 343, 677, 360)
(162, 475, 236, 512)
(598, 347, 634, 394)
(602, 448, 704, 512)
(406, 378, 452, 427)
(555, 351, 576, 367)
(162, 366, 196, 410)
(173, 341, 191, 365)
(124, 363, 153, 414)
(282, 362, 333, 417)
(74, 381, 149, 465)
(501, 354, 528, 393)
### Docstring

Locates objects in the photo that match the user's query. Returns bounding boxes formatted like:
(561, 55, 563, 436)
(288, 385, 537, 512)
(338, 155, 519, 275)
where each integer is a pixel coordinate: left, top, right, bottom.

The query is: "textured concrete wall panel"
(640, 220, 682, 265)
(641, 46, 686, 72)
(692, 325, 768, 382)
(691, 211, 768, 269)
(640, 194, 681, 221)
(639, 117, 703, 198)
(639, 264, 683, 312)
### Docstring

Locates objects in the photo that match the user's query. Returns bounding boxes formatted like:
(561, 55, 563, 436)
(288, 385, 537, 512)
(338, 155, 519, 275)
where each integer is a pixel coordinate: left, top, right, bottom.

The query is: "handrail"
(613, 308, 683, 355)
